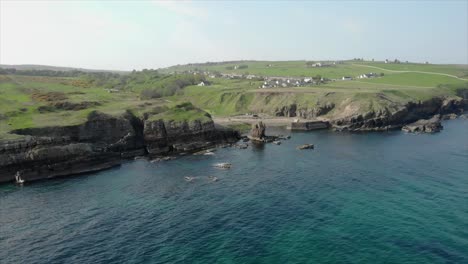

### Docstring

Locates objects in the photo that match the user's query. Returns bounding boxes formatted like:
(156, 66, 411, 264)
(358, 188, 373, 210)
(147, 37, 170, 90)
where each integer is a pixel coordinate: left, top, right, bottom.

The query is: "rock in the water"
(402, 115, 443, 133)
(442, 113, 458, 120)
(249, 121, 266, 141)
(297, 144, 314, 150)
(235, 143, 249, 149)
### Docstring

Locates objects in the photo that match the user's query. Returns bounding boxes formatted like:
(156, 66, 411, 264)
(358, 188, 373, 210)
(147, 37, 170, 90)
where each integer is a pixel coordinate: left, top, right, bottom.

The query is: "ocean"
(1, 119, 467, 264)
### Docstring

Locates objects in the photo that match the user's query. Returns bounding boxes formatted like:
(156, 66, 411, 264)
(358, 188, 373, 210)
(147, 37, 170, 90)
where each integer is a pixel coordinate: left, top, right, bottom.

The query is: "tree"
(312, 75, 322, 81)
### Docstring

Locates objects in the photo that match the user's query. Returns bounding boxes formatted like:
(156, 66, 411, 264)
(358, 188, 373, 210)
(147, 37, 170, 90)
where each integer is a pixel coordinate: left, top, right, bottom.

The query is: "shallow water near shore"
(1, 119, 467, 264)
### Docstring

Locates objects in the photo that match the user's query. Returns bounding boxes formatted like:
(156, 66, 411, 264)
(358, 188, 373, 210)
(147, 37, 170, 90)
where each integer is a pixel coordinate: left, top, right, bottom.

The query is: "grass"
(358, 72, 466, 87)
(162, 60, 468, 80)
(163, 60, 380, 79)
(353, 61, 468, 78)
(147, 102, 212, 122)
(1, 61, 467, 138)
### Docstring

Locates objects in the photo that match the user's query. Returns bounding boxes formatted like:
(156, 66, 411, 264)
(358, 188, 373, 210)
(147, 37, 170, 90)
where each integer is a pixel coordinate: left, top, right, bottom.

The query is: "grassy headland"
(1, 60, 467, 138)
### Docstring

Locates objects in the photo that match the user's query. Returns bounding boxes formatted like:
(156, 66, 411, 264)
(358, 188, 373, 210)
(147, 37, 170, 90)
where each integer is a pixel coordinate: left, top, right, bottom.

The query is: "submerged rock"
(297, 144, 314, 150)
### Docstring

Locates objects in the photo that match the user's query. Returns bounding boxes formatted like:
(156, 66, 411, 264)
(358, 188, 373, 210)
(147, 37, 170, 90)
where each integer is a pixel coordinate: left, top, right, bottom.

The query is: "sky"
(0, 0, 467, 71)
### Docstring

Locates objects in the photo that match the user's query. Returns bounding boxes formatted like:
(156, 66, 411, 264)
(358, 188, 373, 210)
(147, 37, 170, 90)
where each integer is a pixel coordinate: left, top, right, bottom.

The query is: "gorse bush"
(139, 74, 206, 99)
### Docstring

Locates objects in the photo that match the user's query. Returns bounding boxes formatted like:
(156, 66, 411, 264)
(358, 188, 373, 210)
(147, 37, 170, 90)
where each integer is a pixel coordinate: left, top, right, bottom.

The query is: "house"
(385, 59, 389, 64)
(304, 78, 312, 83)
(358, 72, 378, 79)
(342, 76, 353, 81)
(197, 81, 206, 86)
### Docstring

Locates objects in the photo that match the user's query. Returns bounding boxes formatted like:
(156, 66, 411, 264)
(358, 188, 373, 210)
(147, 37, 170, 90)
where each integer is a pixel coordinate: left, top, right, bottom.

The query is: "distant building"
(197, 81, 206, 86)
(358, 73, 378, 79)
(342, 76, 353, 81)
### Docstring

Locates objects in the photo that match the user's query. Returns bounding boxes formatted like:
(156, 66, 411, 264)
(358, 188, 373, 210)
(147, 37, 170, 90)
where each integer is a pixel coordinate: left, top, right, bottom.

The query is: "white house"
(342, 76, 353, 81)
(197, 82, 205, 86)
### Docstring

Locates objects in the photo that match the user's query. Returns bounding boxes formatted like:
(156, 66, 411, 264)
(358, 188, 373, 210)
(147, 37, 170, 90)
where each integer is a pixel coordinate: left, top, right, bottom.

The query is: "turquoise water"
(1, 119, 467, 264)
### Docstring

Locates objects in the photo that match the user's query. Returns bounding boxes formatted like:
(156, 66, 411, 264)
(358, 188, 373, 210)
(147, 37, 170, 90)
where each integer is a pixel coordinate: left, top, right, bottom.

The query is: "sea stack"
(249, 121, 266, 142)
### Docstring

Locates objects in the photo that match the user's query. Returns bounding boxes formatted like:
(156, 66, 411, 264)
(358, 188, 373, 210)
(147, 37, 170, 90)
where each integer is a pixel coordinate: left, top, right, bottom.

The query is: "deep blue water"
(1, 119, 467, 264)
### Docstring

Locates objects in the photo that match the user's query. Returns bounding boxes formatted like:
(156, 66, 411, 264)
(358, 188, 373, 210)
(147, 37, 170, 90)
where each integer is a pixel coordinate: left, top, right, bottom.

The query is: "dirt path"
(352, 64, 468, 81)
(213, 116, 326, 126)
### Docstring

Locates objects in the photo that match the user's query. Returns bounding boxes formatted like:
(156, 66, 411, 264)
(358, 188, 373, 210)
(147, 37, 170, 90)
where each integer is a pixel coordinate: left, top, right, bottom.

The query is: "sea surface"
(1, 119, 467, 264)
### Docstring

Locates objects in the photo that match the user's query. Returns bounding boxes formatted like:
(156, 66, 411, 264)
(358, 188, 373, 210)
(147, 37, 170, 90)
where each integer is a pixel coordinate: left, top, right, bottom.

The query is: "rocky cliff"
(402, 115, 443, 133)
(275, 97, 465, 131)
(144, 118, 238, 155)
(0, 111, 239, 183)
(331, 97, 466, 131)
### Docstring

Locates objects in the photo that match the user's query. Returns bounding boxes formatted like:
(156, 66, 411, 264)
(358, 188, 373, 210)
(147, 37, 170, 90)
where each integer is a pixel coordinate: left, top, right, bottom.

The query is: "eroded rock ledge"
(0, 111, 239, 183)
(331, 97, 466, 132)
(402, 115, 443, 133)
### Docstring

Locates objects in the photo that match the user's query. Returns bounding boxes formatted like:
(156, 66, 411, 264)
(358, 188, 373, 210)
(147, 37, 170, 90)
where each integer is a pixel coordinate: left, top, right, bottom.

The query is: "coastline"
(0, 111, 240, 184)
(0, 96, 466, 184)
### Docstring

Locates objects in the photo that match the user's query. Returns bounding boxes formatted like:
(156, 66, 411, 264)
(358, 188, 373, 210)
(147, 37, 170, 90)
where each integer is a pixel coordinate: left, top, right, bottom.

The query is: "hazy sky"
(1, 0, 467, 70)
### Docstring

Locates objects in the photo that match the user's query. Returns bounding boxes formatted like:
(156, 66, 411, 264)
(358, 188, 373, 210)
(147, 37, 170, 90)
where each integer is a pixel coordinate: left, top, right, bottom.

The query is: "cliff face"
(144, 119, 238, 155)
(275, 103, 335, 118)
(0, 111, 239, 183)
(332, 97, 466, 131)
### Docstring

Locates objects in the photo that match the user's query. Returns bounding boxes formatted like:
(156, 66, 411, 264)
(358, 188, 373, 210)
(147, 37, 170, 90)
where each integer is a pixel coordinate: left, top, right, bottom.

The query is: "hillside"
(160, 60, 468, 79)
(0, 64, 128, 74)
(1, 60, 467, 139)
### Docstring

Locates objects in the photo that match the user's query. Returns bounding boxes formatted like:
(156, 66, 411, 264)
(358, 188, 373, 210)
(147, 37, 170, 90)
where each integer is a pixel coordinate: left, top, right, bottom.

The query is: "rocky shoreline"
(1, 96, 466, 184)
(0, 111, 239, 184)
(273, 97, 466, 132)
(330, 97, 466, 132)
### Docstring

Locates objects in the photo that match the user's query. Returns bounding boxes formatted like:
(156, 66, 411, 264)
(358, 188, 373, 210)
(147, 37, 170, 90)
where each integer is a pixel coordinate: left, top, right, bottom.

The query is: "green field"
(162, 60, 468, 80)
(1, 61, 467, 139)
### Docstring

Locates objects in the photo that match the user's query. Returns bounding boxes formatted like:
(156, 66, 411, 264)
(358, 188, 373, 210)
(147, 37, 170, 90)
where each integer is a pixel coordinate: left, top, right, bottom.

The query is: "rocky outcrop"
(249, 121, 266, 141)
(144, 119, 238, 155)
(331, 97, 466, 131)
(402, 115, 443, 133)
(287, 121, 329, 131)
(297, 144, 314, 150)
(275, 103, 335, 118)
(0, 111, 239, 184)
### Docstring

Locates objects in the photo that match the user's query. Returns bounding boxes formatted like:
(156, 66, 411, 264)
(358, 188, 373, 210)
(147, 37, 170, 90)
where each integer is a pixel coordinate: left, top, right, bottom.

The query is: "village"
(188, 65, 383, 89)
